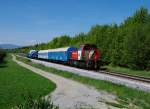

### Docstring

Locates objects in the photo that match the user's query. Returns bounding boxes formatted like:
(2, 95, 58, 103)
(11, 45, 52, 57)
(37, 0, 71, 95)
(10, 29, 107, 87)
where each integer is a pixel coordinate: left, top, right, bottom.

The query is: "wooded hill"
(15, 7, 150, 70)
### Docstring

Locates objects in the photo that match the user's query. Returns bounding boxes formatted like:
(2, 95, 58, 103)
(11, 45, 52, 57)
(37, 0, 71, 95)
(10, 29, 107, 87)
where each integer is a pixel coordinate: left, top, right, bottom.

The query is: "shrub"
(0, 49, 6, 63)
(13, 95, 59, 109)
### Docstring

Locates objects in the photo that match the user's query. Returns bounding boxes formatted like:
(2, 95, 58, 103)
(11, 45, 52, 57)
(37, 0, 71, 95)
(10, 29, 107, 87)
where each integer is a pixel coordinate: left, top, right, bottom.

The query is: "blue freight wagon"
(38, 47, 77, 61)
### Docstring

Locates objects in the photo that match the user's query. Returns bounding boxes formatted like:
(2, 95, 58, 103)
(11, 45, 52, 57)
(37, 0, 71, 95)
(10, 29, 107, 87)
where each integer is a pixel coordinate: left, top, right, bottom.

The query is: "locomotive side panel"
(38, 50, 49, 59)
(70, 51, 78, 60)
(48, 51, 68, 61)
(38, 47, 77, 62)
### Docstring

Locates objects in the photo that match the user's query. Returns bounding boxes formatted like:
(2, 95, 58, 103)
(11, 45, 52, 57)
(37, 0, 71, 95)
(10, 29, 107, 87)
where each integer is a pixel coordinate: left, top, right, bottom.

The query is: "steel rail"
(98, 70, 150, 83)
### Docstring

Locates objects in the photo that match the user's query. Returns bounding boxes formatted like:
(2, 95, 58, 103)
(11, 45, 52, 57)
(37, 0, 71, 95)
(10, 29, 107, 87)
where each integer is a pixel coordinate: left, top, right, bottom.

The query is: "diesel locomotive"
(27, 44, 101, 69)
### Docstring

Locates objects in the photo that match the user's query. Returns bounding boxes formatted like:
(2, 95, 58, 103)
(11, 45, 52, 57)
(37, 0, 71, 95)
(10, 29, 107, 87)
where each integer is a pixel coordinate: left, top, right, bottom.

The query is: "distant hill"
(0, 44, 20, 49)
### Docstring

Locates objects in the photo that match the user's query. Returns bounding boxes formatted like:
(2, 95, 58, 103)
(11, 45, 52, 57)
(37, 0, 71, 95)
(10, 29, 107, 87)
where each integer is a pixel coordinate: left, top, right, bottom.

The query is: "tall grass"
(13, 95, 59, 109)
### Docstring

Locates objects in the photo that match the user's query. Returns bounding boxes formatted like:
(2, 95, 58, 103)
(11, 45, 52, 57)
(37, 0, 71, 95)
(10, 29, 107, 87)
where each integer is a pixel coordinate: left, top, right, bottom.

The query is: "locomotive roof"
(38, 46, 76, 53)
(29, 50, 38, 53)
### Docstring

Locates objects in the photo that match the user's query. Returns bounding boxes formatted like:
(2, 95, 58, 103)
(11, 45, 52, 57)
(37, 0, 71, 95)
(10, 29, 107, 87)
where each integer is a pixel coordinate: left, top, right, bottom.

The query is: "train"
(27, 44, 101, 69)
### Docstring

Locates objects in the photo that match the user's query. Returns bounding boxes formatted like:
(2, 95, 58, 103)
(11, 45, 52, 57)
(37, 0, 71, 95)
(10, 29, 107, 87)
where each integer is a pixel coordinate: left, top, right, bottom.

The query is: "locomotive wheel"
(69, 60, 74, 67)
(94, 61, 98, 70)
(94, 61, 100, 70)
(82, 62, 86, 69)
(78, 61, 84, 68)
(86, 63, 90, 70)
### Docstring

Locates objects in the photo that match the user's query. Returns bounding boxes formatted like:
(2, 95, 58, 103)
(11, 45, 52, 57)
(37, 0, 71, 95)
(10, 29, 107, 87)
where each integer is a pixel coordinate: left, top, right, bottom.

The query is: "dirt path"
(12, 55, 118, 109)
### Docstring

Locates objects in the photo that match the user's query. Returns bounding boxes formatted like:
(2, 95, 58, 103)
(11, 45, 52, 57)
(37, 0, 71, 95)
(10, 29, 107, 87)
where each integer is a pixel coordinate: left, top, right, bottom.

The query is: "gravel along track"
(23, 56, 150, 92)
(12, 55, 119, 109)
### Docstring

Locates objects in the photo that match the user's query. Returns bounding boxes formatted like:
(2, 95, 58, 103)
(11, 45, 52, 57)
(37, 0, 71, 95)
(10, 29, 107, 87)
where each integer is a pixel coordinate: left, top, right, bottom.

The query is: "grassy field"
(0, 55, 56, 109)
(103, 66, 150, 78)
(16, 55, 150, 109)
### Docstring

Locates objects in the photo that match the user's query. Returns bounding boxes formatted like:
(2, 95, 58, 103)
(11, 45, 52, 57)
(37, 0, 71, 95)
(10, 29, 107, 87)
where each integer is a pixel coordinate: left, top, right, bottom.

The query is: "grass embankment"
(103, 66, 150, 78)
(16, 55, 150, 109)
(0, 55, 56, 109)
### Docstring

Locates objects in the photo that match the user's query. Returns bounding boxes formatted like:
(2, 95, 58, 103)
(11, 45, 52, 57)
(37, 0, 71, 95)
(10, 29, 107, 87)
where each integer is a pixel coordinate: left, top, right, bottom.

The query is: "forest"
(15, 7, 150, 70)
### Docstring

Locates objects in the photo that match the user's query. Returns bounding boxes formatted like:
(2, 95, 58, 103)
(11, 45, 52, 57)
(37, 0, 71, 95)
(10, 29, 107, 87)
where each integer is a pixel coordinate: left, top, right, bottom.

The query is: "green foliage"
(0, 49, 6, 63)
(48, 35, 71, 48)
(15, 7, 150, 70)
(120, 7, 150, 69)
(71, 32, 87, 47)
(13, 95, 58, 109)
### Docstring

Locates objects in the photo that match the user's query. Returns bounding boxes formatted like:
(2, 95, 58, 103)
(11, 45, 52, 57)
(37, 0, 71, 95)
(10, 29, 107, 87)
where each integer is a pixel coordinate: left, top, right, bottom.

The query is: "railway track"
(16, 54, 150, 91)
(17, 55, 150, 84)
(98, 70, 150, 83)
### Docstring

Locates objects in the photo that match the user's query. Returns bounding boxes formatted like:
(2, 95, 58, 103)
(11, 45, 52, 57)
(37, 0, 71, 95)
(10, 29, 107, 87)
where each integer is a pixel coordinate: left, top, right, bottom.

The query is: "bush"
(0, 49, 6, 63)
(13, 95, 59, 109)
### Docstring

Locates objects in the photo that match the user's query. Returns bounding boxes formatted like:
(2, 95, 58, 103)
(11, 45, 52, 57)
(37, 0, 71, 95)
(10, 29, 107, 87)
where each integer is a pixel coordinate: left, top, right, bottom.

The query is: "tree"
(0, 49, 6, 63)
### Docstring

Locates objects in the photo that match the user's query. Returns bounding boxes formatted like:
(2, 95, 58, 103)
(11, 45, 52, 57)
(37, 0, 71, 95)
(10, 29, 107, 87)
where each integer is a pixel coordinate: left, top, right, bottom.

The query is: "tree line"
(15, 7, 150, 70)
(0, 49, 6, 64)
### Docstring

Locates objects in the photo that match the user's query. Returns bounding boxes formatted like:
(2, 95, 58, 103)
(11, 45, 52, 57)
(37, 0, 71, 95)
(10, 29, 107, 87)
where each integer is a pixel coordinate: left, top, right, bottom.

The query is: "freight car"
(28, 44, 100, 69)
(27, 50, 38, 59)
(38, 47, 77, 61)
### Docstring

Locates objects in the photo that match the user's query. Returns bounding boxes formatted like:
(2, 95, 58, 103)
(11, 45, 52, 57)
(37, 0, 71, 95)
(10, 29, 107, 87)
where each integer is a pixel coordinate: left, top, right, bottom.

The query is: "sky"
(0, 0, 150, 46)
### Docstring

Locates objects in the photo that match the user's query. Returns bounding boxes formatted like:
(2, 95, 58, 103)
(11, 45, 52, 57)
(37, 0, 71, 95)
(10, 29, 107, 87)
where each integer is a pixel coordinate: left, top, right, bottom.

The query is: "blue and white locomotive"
(27, 50, 38, 59)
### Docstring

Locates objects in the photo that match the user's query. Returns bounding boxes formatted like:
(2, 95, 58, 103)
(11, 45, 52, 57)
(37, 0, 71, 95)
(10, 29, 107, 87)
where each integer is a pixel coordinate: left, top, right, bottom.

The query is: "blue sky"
(0, 0, 150, 46)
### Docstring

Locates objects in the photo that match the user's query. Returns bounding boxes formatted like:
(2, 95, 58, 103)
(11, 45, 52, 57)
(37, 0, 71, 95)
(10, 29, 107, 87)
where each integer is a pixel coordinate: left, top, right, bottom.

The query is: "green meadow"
(0, 55, 56, 109)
